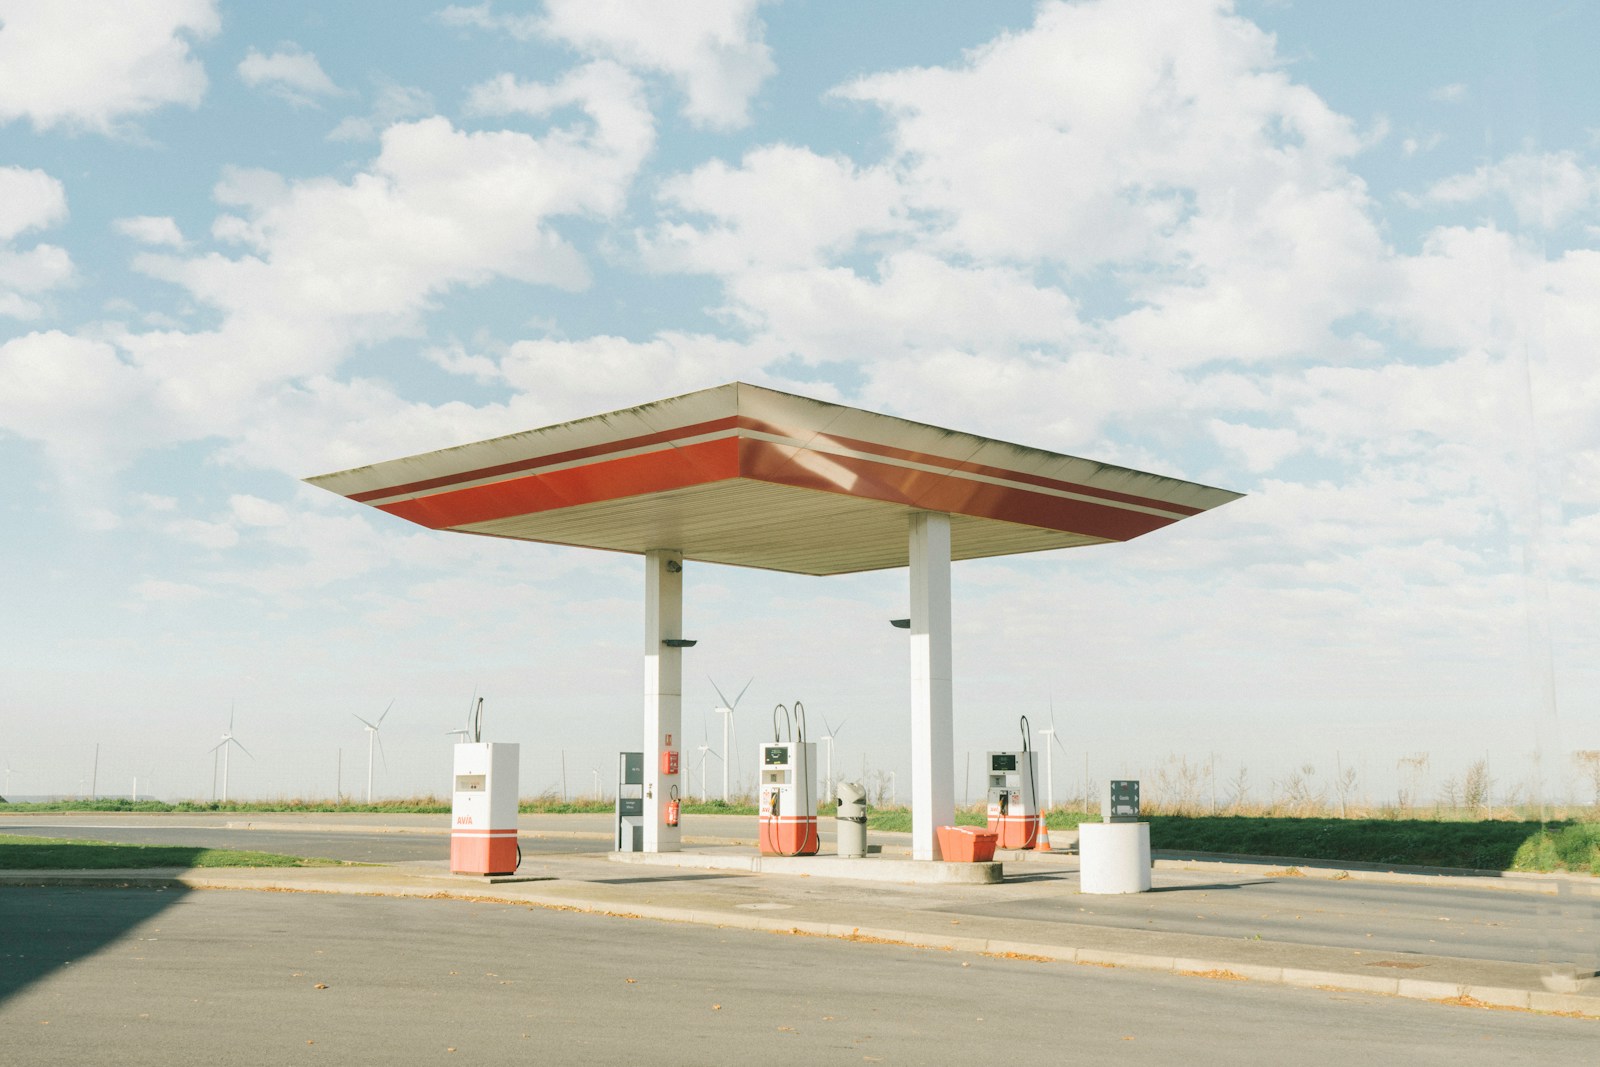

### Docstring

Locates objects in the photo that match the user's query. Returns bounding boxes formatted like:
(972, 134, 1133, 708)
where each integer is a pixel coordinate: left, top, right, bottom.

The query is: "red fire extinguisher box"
(937, 825, 998, 863)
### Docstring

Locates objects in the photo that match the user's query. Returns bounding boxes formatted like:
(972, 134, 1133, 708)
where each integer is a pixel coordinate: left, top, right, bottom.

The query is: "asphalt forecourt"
(6, 887, 1594, 1066)
(3, 813, 1596, 1020)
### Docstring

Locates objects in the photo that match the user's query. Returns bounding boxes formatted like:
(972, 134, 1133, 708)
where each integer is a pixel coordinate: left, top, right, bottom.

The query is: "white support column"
(909, 512, 955, 861)
(644, 549, 684, 852)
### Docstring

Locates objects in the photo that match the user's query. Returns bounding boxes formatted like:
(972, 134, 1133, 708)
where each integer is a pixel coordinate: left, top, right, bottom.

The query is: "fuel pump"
(450, 699, 521, 875)
(616, 751, 644, 852)
(758, 702, 819, 856)
(985, 715, 1041, 850)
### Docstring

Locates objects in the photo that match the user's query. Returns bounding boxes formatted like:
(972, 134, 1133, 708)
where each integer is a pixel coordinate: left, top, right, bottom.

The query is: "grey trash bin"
(835, 781, 867, 858)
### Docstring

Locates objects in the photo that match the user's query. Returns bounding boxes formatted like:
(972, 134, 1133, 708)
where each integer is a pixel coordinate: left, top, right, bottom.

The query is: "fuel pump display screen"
(990, 754, 1017, 771)
(764, 746, 789, 766)
(454, 774, 486, 792)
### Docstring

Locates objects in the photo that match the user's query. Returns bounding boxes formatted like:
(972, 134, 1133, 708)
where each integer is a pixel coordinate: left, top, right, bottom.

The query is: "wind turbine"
(695, 711, 722, 802)
(709, 677, 752, 803)
(445, 691, 481, 743)
(1037, 699, 1070, 811)
(208, 707, 252, 803)
(818, 712, 847, 802)
(353, 700, 392, 804)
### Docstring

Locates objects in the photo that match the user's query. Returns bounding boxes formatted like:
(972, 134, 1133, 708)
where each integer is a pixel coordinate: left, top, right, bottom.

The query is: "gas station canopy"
(305, 382, 1240, 574)
(309, 382, 1242, 862)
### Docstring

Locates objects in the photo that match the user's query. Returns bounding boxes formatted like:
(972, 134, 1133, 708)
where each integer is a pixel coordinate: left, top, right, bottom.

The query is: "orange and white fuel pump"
(986, 716, 1041, 850)
(451, 740, 520, 875)
(758, 702, 819, 856)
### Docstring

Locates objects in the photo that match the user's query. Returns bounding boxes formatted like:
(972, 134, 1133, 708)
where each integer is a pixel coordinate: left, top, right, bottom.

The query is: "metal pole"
(1039, 731, 1054, 810)
(823, 736, 832, 804)
(720, 710, 730, 802)
(91, 743, 99, 799)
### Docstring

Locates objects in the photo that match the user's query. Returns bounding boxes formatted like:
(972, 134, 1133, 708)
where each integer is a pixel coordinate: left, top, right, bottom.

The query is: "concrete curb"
(1151, 850, 1600, 895)
(606, 850, 1002, 883)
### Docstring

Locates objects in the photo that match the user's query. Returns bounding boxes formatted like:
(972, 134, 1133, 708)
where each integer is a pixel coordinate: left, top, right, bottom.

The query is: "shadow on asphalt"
(999, 871, 1079, 885)
(587, 873, 745, 885)
(1145, 880, 1277, 893)
(0, 884, 186, 1006)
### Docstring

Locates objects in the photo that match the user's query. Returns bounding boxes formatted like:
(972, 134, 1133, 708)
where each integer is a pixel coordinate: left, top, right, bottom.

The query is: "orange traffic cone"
(1037, 820, 1052, 851)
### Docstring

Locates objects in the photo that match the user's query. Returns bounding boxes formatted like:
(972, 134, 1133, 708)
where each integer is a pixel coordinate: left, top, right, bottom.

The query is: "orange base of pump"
(451, 832, 519, 875)
(937, 825, 998, 862)
(987, 813, 1041, 850)
(759, 815, 819, 856)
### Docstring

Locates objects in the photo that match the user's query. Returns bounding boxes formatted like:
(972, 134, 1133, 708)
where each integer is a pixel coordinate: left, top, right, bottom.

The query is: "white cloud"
(0, 245, 73, 318)
(131, 578, 211, 603)
(327, 80, 434, 143)
(727, 253, 1086, 367)
(1401, 132, 1443, 156)
(541, 0, 773, 130)
(237, 44, 341, 107)
(144, 67, 651, 347)
(436, 2, 541, 39)
(1207, 419, 1302, 473)
(1429, 82, 1468, 103)
(0, 166, 67, 239)
(613, 0, 1390, 405)
(445, 0, 774, 130)
(641, 145, 905, 273)
(0, 167, 72, 318)
(495, 332, 766, 413)
(114, 215, 186, 246)
(819, 0, 1387, 368)
(229, 494, 290, 527)
(0, 331, 155, 472)
(838, 0, 1364, 269)
(0, 62, 658, 484)
(1415, 150, 1600, 230)
(0, 0, 219, 133)
(423, 342, 499, 383)
(163, 516, 239, 549)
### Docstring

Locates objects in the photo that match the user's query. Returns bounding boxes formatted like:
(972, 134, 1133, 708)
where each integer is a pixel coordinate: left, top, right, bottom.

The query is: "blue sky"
(1, 0, 1596, 807)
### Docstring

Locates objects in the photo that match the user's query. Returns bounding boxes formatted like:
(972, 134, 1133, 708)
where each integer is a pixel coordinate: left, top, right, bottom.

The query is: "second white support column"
(644, 549, 684, 853)
(909, 512, 955, 861)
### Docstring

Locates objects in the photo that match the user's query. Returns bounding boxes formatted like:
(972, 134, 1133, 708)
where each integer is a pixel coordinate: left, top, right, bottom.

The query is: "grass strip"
(0, 834, 344, 870)
(7, 800, 1594, 874)
(864, 810, 1598, 874)
(1145, 815, 1599, 874)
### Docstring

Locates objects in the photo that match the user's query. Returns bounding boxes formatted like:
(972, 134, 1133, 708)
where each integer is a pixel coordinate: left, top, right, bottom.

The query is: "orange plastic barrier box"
(937, 825, 998, 862)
